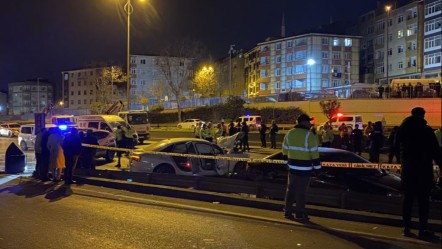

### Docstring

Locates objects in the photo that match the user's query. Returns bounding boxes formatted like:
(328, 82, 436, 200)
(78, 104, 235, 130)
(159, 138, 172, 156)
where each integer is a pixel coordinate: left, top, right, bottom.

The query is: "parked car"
(246, 147, 403, 196)
(130, 138, 247, 176)
(235, 115, 262, 129)
(176, 119, 204, 129)
(0, 123, 21, 137)
(79, 128, 116, 162)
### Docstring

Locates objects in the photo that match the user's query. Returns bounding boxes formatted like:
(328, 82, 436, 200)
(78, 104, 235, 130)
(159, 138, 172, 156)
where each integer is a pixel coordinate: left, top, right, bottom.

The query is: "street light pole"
(125, 0, 134, 110)
(385, 5, 391, 96)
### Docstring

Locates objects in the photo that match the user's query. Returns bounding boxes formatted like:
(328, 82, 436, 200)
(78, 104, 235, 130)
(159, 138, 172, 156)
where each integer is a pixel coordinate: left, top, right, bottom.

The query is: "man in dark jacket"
(63, 128, 82, 184)
(395, 107, 441, 238)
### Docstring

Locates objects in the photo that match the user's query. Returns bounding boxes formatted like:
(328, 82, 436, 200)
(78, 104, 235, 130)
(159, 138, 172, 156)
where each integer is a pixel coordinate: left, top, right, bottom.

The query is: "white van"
(327, 114, 363, 131)
(235, 115, 262, 129)
(76, 115, 138, 142)
(18, 124, 56, 151)
(118, 110, 150, 144)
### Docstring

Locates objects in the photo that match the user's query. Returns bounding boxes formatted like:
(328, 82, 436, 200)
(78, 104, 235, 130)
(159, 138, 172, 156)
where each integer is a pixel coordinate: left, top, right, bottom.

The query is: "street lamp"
(124, 0, 145, 109)
(307, 59, 315, 92)
(385, 5, 392, 96)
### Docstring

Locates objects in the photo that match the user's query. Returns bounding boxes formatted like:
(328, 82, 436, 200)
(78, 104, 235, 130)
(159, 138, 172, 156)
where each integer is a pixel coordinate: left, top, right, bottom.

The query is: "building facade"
(423, 0, 442, 80)
(8, 80, 53, 115)
(217, 50, 246, 97)
(358, 0, 441, 84)
(61, 67, 126, 110)
(244, 33, 361, 98)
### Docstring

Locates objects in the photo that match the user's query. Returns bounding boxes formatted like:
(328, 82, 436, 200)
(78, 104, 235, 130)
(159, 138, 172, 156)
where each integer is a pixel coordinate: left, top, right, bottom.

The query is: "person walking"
(320, 123, 334, 148)
(387, 126, 400, 164)
(62, 128, 82, 184)
(369, 121, 384, 163)
(259, 123, 268, 148)
(115, 125, 125, 168)
(395, 107, 441, 238)
(47, 128, 65, 182)
(350, 124, 363, 155)
(282, 114, 321, 221)
(269, 120, 279, 149)
(240, 121, 250, 151)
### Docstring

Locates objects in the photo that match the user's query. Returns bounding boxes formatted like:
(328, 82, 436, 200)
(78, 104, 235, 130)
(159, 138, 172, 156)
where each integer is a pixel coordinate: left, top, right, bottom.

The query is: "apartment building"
(358, 0, 441, 84)
(130, 55, 194, 109)
(423, 0, 442, 80)
(216, 51, 246, 97)
(8, 80, 53, 115)
(244, 33, 360, 98)
(61, 67, 126, 110)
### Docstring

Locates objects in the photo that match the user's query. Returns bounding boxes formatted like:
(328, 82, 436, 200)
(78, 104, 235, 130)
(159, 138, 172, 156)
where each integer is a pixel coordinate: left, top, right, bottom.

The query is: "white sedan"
(130, 138, 247, 176)
(176, 119, 204, 129)
(0, 123, 21, 137)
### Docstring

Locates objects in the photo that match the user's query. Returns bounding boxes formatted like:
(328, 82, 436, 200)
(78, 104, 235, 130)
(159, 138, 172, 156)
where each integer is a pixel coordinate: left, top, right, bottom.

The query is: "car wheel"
(177, 125, 182, 129)
(153, 164, 175, 174)
(105, 150, 115, 162)
(231, 162, 247, 178)
(20, 141, 28, 151)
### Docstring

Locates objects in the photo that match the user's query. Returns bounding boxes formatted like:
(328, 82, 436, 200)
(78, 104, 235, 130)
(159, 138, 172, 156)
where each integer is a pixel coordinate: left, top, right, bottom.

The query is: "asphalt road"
(0, 176, 439, 249)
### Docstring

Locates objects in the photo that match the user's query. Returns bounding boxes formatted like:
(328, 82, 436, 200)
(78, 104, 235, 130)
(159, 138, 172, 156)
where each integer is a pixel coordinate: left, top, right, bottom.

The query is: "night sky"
(1, 0, 400, 92)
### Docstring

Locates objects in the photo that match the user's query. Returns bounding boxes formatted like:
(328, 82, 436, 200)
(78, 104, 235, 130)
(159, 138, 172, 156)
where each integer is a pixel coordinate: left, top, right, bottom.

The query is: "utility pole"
(228, 45, 235, 96)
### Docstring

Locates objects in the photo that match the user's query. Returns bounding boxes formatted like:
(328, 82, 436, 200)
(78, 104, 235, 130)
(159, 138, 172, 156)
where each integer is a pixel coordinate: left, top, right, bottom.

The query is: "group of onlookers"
(33, 127, 98, 184)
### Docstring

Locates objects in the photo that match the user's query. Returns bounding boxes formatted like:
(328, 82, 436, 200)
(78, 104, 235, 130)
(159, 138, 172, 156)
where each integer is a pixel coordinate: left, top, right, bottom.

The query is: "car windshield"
(127, 113, 148, 124)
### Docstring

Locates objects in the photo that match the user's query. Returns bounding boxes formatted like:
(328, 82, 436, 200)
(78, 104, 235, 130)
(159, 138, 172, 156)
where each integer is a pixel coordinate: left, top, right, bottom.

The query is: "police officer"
(282, 114, 321, 221)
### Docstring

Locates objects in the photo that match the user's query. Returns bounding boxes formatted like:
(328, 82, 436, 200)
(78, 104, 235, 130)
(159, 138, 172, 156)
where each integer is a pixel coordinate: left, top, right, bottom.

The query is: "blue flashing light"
(58, 125, 68, 131)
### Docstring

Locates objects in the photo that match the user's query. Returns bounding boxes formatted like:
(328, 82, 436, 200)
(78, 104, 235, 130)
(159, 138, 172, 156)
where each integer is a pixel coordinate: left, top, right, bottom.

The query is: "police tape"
(81, 143, 405, 170)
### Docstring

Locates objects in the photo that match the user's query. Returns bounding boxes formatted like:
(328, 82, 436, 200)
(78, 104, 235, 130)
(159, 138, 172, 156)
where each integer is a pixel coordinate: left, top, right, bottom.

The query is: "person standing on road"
(47, 128, 65, 182)
(320, 123, 334, 148)
(33, 127, 45, 180)
(350, 124, 363, 155)
(269, 120, 279, 149)
(240, 121, 250, 151)
(259, 122, 268, 148)
(39, 127, 54, 181)
(395, 107, 441, 238)
(228, 121, 237, 136)
(115, 125, 125, 168)
(387, 126, 400, 164)
(369, 121, 384, 163)
(363, 121, 373, 151)
(194, 121, 202, 138)
(282, 114, 321, 221)
(62, 128, 82, 184)
(124, 125, 136, 150)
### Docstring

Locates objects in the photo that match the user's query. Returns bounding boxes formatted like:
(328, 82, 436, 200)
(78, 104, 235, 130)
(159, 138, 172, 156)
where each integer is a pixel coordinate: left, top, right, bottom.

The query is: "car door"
(193, 142, 226, 175)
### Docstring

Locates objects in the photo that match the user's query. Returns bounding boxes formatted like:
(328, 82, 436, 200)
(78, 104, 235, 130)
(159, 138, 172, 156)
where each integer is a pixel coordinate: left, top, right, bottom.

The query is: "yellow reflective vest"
(282, 125, 321, 175)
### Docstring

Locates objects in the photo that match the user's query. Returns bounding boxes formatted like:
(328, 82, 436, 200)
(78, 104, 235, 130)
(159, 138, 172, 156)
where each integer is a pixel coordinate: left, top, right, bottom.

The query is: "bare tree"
(93, 66, 127, 113)
(156, 38, 207, 121)
(149, 80, 167, 104)
(319, 98, 341, 123)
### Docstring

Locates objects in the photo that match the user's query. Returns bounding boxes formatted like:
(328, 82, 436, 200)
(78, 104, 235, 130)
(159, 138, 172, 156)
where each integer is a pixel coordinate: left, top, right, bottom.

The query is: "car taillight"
(185, 160, 191, 169)
(131, 155, 141, 162)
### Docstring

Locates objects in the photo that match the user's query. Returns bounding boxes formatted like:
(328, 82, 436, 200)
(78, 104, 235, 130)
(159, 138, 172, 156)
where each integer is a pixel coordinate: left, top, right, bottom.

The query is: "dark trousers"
(284, 173, 311, 216)
(241, 136, 249, 151)
(260, 134, 266, 147)
(116, 140, 125, 166)
(64, 155, 79, 184)
(402, 185, 431, 230)
(388, 148, 401, 164)
(270, 134, 277, 148)
(35, 152, 42, 179)
(39, 151, 50, 180)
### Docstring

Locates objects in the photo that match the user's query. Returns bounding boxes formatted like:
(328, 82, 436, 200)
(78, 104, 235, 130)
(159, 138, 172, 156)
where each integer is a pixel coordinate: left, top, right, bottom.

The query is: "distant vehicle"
(235, 115, 262, 129)
(17, 124, 56, 151)
(246, 147, 403, 197)
(130, 138, 247, 176)
(0, 123, 21, 137)
(318, 113, 363, 132)
(76, 115, 138, 144)
(47, 115, 77, 127)
(78, 128, 116, 162)
(118, 110, 150, 144)
(177, 119, 204, 129)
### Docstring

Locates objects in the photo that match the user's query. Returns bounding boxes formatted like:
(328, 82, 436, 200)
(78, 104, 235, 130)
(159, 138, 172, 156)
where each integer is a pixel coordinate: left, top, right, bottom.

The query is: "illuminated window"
(344, 38, 352, 46)
(260, 83, 267, 90)
(397, 30, 404, 38)
(333, 37, 340, 46)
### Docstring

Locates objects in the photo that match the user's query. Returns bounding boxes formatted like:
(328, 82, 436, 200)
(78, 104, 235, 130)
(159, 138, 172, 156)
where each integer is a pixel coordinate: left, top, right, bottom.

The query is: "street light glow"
(385, 5, 391, 12)
(307, 59, 315, 65)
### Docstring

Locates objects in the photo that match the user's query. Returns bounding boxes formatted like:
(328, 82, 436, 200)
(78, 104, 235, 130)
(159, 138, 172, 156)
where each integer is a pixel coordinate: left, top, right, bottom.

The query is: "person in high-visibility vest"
(282, 114, 321, 221)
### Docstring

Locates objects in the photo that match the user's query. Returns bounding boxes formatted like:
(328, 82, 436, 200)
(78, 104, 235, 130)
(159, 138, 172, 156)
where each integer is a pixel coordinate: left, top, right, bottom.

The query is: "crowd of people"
(33, 127, 99, 184)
